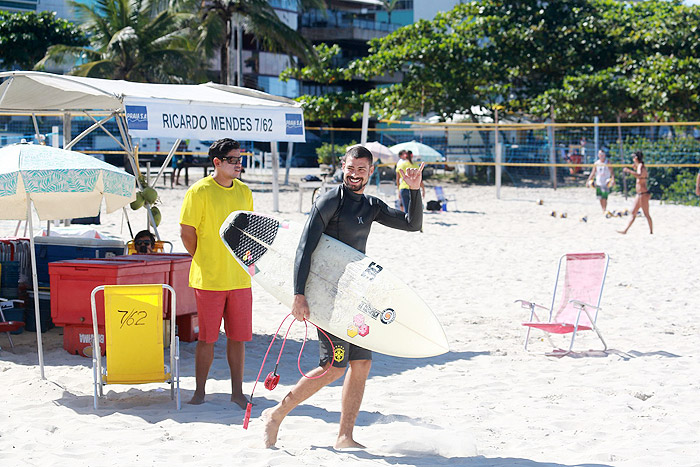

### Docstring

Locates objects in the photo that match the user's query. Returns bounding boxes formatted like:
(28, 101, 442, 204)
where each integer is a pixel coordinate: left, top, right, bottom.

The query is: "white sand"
(1, 172, 698, 466)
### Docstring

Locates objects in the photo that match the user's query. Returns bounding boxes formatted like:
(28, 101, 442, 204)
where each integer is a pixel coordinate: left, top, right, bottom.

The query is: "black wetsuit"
(294, 184, 422, 367)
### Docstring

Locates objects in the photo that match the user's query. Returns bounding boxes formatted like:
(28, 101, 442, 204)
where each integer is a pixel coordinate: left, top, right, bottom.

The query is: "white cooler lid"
(34, 235, 125, 248)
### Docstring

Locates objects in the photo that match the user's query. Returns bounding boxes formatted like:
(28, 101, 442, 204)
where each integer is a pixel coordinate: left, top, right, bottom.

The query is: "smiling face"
(342, 155, 374, 193)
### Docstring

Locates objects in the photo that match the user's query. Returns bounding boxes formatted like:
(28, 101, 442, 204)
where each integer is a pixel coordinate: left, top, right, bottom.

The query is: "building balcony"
(301, 10, 398, 42)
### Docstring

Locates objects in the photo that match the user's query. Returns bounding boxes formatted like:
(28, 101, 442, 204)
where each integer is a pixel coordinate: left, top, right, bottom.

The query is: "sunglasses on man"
(135, 239, 153, 247)
(218, 156, 242, 165)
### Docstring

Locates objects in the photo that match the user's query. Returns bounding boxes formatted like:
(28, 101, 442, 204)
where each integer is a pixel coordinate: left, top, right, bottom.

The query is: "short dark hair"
(344, 145, 373, 164)
(633, 150, 644, 164)
(208, 138, 241, 165)
(134, 230, 155, 244)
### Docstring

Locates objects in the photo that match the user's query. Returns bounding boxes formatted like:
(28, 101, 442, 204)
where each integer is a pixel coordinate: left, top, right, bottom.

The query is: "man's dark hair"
(134, 230, 155, 244)
(134, 230, 156, 255)
(208, 138, 241, 165)
(344, 145, 373, 164)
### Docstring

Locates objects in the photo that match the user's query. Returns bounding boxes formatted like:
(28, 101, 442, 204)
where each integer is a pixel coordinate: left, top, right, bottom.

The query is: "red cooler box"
(115, 254, 196, 318)
(63, 324, 106, 357)
(49, 258, 171, 327)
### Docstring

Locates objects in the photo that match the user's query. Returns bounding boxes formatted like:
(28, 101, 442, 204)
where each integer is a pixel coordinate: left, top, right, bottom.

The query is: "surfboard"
(220, 211, 449, 358)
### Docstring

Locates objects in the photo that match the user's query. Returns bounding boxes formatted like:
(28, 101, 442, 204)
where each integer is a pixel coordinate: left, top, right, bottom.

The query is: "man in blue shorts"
(262, 145, 424, 449)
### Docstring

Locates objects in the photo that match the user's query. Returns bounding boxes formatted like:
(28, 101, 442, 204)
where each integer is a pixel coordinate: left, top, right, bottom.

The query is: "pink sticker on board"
(358, 323, 369, 337)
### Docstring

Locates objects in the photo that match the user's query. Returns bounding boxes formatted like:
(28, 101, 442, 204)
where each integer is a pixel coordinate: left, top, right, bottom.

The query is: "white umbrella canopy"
(0, 143, 135, 220)
(363, 141, 399, 163)
(0, 143, 135, 379)
(389, 140, 445, 162)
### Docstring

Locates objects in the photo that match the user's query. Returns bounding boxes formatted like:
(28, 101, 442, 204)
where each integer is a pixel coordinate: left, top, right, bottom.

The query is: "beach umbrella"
(389, 140, 445, 162)
(0, 143, 135, 379)
(363, 141, 399, 163)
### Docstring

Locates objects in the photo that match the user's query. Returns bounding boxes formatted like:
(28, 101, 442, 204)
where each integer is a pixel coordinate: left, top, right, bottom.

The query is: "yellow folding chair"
(90, 284, 180, 410)
(125, 240, 173, 254)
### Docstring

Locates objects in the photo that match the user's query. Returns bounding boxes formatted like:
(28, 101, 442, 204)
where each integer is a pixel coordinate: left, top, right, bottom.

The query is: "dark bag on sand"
(301, 175, 322, 182)
(426, 200, 442, 211)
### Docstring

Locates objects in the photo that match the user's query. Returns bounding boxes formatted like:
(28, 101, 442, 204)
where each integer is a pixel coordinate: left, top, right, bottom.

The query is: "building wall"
(413, 0, 463, 22)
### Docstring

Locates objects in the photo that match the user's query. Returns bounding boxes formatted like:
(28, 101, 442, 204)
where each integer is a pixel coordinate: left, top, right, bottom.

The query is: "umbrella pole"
(122, 207, 134, 238)
(26, 199, 46, 380)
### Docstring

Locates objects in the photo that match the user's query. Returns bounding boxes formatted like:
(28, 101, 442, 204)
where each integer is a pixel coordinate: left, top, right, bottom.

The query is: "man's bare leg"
(227, 339, 248, 409)
(335, 359, 371, 449)
(188, 341, 215, 404)
(262, 364, 345, 448)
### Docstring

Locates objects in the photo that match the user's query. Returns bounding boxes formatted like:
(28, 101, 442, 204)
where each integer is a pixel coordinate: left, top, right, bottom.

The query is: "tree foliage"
(38, 0, 206, 83)
(284, 0, 700, 123)
(181, 0, 325, 85)
(0, 11, 87, 70)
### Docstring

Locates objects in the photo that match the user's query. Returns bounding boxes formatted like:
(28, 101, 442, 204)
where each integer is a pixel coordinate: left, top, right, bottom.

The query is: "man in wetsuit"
(262, 145, 424, 449)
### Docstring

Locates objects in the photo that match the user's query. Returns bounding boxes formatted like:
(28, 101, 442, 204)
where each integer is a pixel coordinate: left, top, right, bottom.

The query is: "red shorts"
(194, 288, 252, 343)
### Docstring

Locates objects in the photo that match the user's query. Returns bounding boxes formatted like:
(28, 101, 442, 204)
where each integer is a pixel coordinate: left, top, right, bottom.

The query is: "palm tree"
(38, 0, 206, 83)
(380, 0, 400, 25)
(185, 0, 326, 86)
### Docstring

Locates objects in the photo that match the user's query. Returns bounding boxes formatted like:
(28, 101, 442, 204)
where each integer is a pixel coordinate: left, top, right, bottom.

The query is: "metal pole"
(360, 102, 370, 145)
(549, 107, 557, 190)
(271, 142, 280, 212)
(494, 107, 500, 198)
(284, 142, 293, 185)
(236, 18, 243, 87)
(495, 142, 502, 200)
(593, 116, 599, 163)
(617, 115, 627, 199)
(62, 112, 71, 149)
(26, 198, 45, 379)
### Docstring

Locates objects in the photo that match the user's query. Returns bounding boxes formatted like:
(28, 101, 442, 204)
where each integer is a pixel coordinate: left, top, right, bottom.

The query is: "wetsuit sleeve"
(293, 193, 337, 295)
(374, 189, 422, 231)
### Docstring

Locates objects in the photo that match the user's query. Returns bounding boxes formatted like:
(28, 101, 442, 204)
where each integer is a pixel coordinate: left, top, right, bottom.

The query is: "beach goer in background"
(586, 150, 615, 212)
(172, 140, 189, 186)
(618, 151, 653, 234)
(262, 146, 424, 449)
(133, 230, 155, 254)
(696, 170, 699, 196)
(179, 138, 254, 407)
(396, 150, 425, 211)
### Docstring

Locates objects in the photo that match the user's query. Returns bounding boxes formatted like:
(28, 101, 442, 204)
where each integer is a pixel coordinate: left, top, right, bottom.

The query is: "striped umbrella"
(0, 143, 135, 379)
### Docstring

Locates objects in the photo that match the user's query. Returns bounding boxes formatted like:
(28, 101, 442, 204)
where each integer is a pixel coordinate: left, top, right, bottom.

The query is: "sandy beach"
(1, 171, 698, 466)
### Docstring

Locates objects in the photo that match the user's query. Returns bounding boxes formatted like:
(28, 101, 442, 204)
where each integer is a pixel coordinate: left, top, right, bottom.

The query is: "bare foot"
(231, 393, 249, 409)
(188, 392, 205, 405)
(262, 408, 282, 448)
(334, 435, 365, 449)
(617, 230, 627, 235)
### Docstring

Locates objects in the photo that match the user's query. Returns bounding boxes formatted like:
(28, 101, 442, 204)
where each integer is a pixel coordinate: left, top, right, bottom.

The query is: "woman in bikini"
(618, 151, 653, 234)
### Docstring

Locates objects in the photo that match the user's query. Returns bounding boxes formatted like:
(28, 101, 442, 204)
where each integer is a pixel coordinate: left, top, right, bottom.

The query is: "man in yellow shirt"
(179, 138, 254, 408)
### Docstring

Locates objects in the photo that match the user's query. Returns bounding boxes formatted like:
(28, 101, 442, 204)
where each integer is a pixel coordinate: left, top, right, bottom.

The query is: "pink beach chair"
(516, 253, 609, 355)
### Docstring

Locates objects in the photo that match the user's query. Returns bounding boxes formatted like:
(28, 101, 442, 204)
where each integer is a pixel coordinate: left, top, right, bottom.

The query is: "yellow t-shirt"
(179, 176, 254, 291)
(396, 159, 419, 190)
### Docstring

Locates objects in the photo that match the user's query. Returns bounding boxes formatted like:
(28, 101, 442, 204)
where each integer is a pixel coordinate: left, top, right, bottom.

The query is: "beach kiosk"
(0, 71, 306, 378)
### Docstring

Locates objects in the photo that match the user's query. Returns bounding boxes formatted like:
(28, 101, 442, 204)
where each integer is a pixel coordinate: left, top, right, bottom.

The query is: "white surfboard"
(220, 211, 449, 358)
